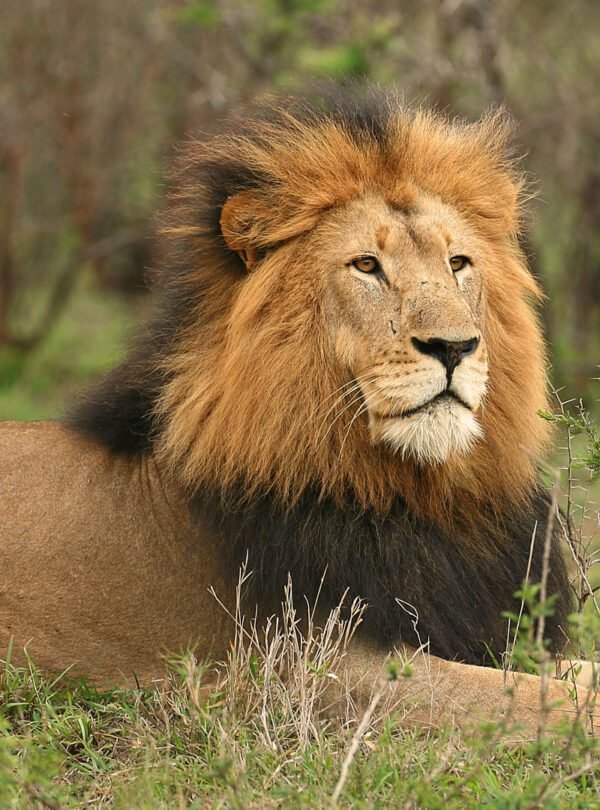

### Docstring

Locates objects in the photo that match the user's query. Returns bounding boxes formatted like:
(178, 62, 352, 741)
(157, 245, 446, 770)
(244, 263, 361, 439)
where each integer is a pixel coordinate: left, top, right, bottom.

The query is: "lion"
(0, 85, 595, 734)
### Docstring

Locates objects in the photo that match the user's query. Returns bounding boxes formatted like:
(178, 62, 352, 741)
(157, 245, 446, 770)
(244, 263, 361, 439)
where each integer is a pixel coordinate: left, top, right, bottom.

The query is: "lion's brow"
(375, 225, 389, 250)
(404, 220, 426, 252)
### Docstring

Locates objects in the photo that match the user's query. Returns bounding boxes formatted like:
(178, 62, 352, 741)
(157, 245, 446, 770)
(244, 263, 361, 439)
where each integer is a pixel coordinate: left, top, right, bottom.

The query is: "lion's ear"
(220, 192, 259, 270)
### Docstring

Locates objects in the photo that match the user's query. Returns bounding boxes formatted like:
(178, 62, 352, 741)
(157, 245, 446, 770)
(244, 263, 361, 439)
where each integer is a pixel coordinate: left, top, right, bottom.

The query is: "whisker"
(314, 382, 362, 433)
(308, 370, 380, 437)
(315, 388, 366, 450)
(337, 397, 374, 462)
(299, 371, 379, 434)
(313, 372, 379, 434)
(295, 379, 359, 436)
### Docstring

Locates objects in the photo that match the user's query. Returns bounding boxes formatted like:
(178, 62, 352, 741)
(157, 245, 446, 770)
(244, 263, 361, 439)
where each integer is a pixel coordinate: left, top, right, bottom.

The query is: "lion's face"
(318, 193, 488, 464)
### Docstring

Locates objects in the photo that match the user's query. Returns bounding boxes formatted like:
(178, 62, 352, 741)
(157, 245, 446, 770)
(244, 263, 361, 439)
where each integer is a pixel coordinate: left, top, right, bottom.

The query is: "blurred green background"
(1, 0, 599, 421)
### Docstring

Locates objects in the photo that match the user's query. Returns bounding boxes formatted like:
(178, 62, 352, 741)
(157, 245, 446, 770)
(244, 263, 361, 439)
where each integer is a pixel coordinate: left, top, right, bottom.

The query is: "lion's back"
(0, 420, 231, 684)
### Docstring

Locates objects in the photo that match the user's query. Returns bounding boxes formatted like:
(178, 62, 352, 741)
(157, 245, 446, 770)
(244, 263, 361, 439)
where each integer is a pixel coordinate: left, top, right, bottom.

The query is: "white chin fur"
(373, 400, 483, 464)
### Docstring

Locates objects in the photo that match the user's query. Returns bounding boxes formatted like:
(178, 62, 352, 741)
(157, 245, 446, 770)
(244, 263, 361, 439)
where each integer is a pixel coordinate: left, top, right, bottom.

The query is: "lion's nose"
(411, 336, 479, 380)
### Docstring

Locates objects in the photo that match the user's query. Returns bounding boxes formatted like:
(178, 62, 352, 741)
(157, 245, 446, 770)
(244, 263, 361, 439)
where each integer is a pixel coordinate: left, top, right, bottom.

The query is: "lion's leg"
(329, 642, 597, 737)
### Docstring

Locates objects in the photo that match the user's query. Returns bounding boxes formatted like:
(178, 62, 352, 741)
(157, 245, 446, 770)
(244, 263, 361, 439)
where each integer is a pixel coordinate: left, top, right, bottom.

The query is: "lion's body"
(0, 420, 589, 730)
(0, 86, 595, 731)
(0, 421, 230, 683)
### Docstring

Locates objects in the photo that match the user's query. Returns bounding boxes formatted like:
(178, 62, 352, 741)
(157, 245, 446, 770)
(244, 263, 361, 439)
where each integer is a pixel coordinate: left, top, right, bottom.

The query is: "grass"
(0, 274, 138, 422)
(1, 610, 599, 809)
(1, 560, 599, 807)
(1, 283, 599, 807)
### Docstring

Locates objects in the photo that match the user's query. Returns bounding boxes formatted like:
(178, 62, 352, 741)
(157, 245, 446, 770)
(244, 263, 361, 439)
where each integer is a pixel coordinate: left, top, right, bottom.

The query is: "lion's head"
(74, 85, 550, 524)
(269, 191, 490, 466)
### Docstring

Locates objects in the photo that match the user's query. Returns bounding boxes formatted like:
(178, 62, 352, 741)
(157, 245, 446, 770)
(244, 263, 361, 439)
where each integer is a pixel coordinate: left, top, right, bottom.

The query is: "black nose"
(411, 336, 479, 380)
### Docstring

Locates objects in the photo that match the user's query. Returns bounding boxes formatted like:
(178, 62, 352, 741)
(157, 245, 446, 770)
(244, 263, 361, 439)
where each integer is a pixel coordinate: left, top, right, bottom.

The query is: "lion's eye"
(449, 255, 470, 272)
(352, 256, 381, 274)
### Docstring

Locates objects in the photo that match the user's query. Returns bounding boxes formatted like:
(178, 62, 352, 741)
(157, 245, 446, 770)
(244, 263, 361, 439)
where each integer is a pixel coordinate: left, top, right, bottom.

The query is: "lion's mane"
(71, 85, 569, 664)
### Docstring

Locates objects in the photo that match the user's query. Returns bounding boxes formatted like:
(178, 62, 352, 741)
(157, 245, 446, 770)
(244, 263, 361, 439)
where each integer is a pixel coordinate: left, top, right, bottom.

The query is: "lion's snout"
(411, 335, 480, 383)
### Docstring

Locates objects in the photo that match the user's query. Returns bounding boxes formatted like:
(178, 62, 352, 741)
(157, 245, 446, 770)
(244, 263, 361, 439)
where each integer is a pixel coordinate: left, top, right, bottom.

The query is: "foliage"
(0, 273, 137, 421)
(539, 406, 600, 479)
(0, 0, 599, 403)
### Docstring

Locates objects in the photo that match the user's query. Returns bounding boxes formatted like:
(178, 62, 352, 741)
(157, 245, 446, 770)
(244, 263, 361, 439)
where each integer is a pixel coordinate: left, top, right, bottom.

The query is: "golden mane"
(75, 86, 550, 527)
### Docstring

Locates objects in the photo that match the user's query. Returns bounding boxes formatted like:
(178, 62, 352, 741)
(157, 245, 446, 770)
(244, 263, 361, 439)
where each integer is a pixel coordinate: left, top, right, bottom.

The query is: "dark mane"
(202, 484, 570, 663)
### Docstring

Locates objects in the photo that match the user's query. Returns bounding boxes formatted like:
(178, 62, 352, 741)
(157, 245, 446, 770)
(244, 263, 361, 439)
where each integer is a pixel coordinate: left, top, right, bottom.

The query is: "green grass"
(0, 275, 138, 422)
(0, 654, 598, 809)
(1, 579, 599, 808)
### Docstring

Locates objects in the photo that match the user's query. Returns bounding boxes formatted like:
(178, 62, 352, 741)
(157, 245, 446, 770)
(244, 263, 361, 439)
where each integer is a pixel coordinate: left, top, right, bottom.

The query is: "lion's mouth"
(368, 389, 483, 463)
(380, 390, 472, 421)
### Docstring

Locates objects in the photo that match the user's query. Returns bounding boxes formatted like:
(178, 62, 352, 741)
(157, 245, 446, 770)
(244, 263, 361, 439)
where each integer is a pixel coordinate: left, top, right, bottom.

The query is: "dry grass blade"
(209, 564, 368, 752)
(330, 676, 387, 808)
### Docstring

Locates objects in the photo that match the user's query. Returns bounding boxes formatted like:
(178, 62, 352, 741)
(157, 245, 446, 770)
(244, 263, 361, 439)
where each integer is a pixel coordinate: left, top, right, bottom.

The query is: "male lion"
(0, 86, 594, 733)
